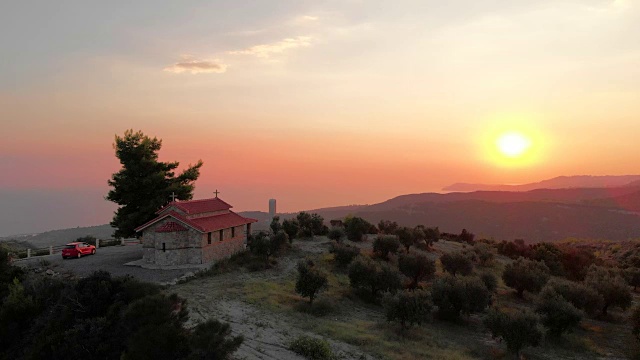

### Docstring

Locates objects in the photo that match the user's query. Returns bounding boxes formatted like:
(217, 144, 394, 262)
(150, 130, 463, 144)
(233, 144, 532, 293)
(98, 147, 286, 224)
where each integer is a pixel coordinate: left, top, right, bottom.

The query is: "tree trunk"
(309, 294, 314, 305)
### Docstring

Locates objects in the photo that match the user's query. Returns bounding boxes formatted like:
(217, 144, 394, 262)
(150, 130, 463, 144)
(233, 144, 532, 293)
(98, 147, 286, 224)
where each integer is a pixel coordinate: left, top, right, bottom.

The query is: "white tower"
(269, 199, 276, 218)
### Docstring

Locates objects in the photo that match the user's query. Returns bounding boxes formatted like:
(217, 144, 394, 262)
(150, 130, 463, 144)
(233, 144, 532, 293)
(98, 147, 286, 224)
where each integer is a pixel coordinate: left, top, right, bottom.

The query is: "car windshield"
(65, 245, 76, 249)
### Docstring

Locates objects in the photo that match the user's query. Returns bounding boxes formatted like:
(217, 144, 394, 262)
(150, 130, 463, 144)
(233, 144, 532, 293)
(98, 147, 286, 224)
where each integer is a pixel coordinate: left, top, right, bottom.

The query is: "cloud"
(227, 36, 313, 58)
(294, 15, 319, 23)
(163, 58, 227, 74)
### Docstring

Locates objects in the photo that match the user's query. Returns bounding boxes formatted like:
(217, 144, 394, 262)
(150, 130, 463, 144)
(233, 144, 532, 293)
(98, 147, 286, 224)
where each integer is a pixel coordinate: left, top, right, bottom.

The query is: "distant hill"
(352, 200, 640, 243)
(301, 184, 640, 243)
(443, 175, 640, 192)
(10, 179, 640, 247)
(1, 224, 117, 248)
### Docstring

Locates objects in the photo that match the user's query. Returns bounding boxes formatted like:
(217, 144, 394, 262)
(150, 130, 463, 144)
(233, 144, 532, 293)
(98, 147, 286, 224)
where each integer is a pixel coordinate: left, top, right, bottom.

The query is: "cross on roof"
(214, 189, 220, 198)
(170, 192, 178, 202)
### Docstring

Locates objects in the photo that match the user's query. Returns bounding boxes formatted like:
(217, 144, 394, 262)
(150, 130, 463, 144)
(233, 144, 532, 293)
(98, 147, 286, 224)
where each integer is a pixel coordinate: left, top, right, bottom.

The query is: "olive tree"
(373, 235, 400, 261)
(535, 288, 582, 337)
(384, 290, 432, 329)
(398, 252, 436, 289)
(484, 308, 542, 358)
(584, 265, 632, 316)
(295, 260, 328, 304)
(502, 257, 550, 298)
(542, 278, 604, 316)
(431, 275, 491, 320)
(440, 251, 473, 277)
(348, 256, 402, 299)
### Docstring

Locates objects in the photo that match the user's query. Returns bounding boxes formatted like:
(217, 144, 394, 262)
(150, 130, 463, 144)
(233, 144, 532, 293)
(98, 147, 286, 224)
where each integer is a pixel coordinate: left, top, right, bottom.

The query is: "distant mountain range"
(264, 176, 640, 243)
(443, 175, 640, 192)
(6, 175, 640, 246)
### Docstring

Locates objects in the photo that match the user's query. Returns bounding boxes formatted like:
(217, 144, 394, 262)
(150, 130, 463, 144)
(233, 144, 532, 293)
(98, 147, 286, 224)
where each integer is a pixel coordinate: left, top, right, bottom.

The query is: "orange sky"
(1, 0, 639, 235)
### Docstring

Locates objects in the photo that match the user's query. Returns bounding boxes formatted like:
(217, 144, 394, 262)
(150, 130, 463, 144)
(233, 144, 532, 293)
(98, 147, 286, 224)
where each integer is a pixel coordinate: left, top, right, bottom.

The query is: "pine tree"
(106, 130, 203, 238)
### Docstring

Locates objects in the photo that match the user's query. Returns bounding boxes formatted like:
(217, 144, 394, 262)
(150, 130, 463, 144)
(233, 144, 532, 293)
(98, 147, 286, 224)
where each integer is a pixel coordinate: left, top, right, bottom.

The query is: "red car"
(62, 242, 96, 259)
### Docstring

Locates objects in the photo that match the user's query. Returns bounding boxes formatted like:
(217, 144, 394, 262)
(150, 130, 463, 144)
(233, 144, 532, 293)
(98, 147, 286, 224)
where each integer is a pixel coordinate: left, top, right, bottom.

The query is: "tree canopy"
(106, 130, 203, 238)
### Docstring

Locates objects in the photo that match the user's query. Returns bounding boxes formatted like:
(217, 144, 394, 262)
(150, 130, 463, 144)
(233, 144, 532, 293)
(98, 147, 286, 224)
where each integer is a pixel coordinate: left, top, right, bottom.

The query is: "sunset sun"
(496, 132, 531, 158)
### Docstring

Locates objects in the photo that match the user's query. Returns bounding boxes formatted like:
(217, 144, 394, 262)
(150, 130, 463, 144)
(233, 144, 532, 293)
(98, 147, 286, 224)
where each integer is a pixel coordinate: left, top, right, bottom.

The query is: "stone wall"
(141, 217, 203, 265)
(201, 225, 247, 263)
(141, 218, 248, 266)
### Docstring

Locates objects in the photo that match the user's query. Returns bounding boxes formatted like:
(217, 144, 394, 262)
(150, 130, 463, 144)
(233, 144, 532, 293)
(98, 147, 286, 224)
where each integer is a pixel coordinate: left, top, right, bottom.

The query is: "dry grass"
(182, 238, 640, 360)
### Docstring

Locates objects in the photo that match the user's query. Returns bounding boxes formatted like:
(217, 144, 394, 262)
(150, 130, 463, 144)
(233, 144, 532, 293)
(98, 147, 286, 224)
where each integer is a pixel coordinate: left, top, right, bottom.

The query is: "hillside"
(443, 175, 640, 192)
(0, 224, 117, 248)
(302, 185, 640, 242)
(9, 182, 640, 247)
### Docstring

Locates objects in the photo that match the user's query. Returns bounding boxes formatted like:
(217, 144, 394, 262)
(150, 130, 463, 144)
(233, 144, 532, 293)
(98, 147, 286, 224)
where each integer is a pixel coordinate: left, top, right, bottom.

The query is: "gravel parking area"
(16, 244, 201, 284)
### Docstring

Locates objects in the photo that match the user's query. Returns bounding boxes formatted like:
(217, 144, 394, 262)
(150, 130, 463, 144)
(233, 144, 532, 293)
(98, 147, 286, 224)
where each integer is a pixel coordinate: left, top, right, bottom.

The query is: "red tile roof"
(190, 211, 258, 232)
(155, 221, 188, 233)
(156, 197, 232, 215)
(135, 210, 257, 233)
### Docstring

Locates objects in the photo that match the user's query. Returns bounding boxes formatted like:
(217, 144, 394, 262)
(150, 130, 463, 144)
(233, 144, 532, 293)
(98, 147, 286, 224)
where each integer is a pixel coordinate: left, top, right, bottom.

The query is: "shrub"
(327, 227, 345, 243)
(0, 278, 37, 349)
(496, 239, 530, 259)
(398, 252, 435, 289)
(631, 305, 640, 342)
(378, 220, 399, 235)
(343, 216, 375, 242)
(373, 235, 400, 260)
(384, 290, 432, 329)
(471, 242, 495, 267)
(623, 267, 640, 291)
(282, 219, 300, 241)
(348, 256, 402, 299)
(584, 265, 632, 315)
(272, 231, 290, 254)
(542, 278, 603, 316)
(458, 229, 475, 244)
(296, 212, 328, 239)
(440, 251, 473, 276)
(530, 242, 565, 276)
(502, 257, 550, 298)
(289, 335, 335, 360)
(535, 289, 582, 337)
(298, 227, 314, 239)
(423, 227, 440, 249)
(484, 308, 542, 358)
(431, 275, 491, 320)
(0, 270, 243, 360)
(331, 243, 360, 267)
(295, 260, 328, 304)
(189, 319, 244, 360)
(270, 216, 283, 234)
(248, 231, 288, 265)
(395, 227, 415, 253)
(558, 246, 598, 281)
(77, 235, 97, 245)
(479, 272, 498, 293)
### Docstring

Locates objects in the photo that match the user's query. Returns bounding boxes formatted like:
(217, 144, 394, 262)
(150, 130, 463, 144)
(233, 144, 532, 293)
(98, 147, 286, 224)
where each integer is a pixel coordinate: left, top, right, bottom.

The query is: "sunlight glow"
(478, 114, 549, 168)
(496, 132, 531, 158)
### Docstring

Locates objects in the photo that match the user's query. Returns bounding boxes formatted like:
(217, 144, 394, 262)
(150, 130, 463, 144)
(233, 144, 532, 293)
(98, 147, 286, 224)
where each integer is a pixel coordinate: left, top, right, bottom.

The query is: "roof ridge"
(173, 197, 231, 205)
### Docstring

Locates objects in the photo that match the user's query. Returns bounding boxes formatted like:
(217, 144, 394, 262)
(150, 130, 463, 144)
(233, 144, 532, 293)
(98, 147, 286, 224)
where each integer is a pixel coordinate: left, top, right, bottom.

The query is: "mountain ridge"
(443, 175, 640, 192)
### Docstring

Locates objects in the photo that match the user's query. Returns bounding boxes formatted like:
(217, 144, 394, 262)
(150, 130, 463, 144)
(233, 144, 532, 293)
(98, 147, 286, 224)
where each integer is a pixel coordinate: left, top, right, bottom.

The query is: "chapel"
(134, 194, 257, 266)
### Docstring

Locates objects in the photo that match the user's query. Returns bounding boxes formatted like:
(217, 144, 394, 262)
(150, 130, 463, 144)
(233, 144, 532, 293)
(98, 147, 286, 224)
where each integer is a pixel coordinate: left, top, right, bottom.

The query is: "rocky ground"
(172, 239, 375, 360)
